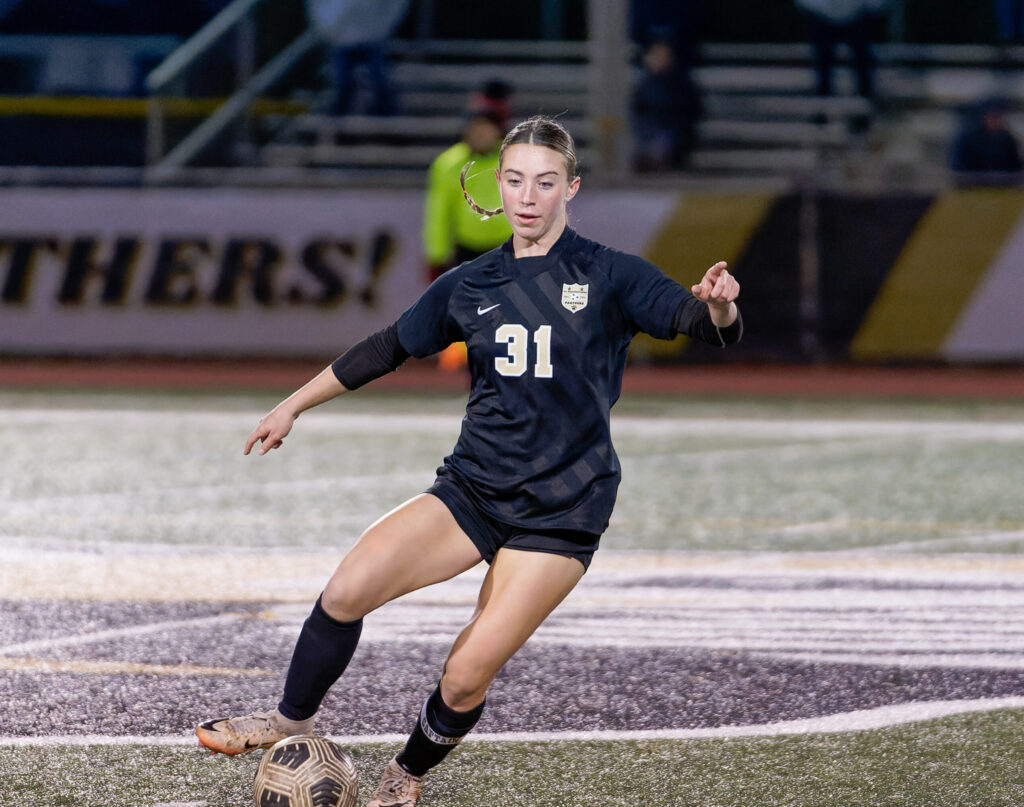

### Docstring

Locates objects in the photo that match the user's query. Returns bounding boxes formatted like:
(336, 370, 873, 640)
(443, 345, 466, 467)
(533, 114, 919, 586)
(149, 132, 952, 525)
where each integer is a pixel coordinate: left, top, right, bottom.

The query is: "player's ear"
(565, 175, 580, 201)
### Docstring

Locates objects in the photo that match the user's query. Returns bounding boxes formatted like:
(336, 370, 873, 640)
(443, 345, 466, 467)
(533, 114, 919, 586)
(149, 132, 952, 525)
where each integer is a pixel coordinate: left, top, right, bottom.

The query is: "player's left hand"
(691, 261, 739, 310)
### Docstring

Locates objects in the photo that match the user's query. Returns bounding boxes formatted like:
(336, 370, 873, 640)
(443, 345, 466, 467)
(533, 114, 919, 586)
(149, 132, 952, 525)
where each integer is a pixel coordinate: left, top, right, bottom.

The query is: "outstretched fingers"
(243, 414, 289, 455)
(691, 261, 733, 302)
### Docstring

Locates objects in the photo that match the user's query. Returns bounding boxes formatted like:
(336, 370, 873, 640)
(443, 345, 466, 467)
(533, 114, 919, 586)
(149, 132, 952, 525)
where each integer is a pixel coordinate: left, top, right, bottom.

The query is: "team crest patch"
(561, 283, 589, 313)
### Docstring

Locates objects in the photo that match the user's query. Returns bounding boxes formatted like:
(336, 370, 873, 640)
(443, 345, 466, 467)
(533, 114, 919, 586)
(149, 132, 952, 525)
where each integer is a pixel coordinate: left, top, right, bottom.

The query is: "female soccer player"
(196, 116, 742, 807)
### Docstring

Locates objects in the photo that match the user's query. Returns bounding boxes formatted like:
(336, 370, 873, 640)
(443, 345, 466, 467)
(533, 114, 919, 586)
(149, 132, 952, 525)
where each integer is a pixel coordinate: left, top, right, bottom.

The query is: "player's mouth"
(514, 212, 540, 226)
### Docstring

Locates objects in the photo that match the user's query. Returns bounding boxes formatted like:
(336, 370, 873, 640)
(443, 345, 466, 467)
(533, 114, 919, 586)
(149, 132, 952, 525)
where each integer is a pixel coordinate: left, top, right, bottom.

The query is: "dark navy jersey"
(396, 227, 733, 535)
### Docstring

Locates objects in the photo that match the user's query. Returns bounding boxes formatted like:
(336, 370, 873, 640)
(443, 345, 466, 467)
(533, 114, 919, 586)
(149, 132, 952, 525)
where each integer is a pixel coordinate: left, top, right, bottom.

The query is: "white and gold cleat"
(195, 709, 313, 756)
(365, 756, 424, 807)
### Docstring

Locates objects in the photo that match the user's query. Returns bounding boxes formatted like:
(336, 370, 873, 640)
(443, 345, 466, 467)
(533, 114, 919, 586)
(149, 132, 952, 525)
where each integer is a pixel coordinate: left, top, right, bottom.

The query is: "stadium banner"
(849, 188, 1024, 363)
(3, 187, 1024, 361)
(0, 187, 689, 358)
(0, 188, 424, 357)
(944, 212, 1024, 361)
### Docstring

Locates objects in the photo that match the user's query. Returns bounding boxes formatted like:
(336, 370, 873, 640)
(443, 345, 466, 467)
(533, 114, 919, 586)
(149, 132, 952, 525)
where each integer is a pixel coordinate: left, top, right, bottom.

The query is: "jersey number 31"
(494, 324, 553, 378)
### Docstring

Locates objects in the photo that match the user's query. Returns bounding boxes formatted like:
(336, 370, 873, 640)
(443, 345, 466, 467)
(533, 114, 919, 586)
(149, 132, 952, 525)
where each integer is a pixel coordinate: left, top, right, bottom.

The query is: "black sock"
(395, 685, 485, 777)
(277, 595, 362, 721)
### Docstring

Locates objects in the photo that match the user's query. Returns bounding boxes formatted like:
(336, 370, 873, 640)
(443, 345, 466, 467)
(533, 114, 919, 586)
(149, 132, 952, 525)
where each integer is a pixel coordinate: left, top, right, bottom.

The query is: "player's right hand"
(244, 409, 295, 456)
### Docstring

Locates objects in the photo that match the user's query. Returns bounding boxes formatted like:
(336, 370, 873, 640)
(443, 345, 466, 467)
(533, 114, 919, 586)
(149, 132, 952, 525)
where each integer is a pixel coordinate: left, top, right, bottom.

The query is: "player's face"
(497, 143, 580, 252)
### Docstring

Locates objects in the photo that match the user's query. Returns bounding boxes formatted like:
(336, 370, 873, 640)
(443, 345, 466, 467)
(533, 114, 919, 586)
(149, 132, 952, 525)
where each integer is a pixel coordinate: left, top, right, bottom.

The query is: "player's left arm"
(672, 260, 743, 347)
(690, 260, 739, 328)
(609, 250, 741, 345)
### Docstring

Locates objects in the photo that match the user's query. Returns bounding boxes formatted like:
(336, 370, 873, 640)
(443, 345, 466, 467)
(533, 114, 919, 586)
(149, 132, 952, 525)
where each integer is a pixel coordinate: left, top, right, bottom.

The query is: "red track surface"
(2, 358, 1024, 399)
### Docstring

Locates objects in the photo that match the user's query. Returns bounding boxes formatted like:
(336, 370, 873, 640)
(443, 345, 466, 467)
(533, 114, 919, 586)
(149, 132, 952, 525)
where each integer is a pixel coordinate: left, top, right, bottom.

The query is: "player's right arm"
(245, 320, 414, 456)
(248, 263, 464, 456)
(244, 366, 347, 456)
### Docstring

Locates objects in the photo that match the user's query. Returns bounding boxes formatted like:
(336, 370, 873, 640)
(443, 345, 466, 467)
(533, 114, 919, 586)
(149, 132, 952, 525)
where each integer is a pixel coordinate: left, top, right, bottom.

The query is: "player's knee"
(439, 661, 491, 710)
(320, 581, 368, 623)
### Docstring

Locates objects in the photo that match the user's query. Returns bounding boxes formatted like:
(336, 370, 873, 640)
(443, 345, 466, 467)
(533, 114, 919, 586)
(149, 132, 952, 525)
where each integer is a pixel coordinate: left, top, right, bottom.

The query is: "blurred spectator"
(630, 0, 707, 71)
(794, 0, 891, 102)
(423, 88, 514, 370)
(467, 79, 514, 130)
(305, 0, 411, 116)
(950, 98, 1022, 182)
(994, 0, 1024, 42)
(631, 36, 702, 171)
(423, 113, 512, 278)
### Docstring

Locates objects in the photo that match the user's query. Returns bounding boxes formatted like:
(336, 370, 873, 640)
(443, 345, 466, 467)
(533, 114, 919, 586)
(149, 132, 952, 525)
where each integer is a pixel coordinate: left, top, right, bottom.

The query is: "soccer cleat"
(195, 709, 312, 756)
(365, 756, 424, 807)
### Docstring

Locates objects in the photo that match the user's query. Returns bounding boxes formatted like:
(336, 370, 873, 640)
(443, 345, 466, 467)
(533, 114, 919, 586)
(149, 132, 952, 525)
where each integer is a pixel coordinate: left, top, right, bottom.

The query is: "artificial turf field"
(1, 386, 1022, 806)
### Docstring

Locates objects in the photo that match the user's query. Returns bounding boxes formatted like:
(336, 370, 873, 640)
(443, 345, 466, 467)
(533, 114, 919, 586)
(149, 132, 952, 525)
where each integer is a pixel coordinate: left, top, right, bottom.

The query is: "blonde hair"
(460, 116, 579, 219)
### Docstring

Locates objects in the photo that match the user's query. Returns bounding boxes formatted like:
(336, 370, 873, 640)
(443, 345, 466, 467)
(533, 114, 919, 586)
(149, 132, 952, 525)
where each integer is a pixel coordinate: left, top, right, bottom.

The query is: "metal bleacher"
(254, 39, 596, 182)
(141, 1, 875, 187)
(248, 37, 867, 186)
(6, 0, 1024, 192)
(692, 42, 1024, 188)
(258, 39, 1024, 189)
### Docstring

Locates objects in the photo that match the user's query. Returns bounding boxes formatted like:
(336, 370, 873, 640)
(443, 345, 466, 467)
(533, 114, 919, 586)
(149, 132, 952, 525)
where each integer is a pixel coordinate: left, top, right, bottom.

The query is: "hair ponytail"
(460, 162, 503, 220)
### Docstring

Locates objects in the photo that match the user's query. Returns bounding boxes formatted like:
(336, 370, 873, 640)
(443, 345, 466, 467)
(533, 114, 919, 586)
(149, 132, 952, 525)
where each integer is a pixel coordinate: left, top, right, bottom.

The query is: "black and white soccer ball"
(253, 735, 358, 807)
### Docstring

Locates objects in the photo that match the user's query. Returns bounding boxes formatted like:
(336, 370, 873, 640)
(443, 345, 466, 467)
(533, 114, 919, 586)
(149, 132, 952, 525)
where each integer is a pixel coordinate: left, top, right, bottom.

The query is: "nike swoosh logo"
(477, 303, 501, 315)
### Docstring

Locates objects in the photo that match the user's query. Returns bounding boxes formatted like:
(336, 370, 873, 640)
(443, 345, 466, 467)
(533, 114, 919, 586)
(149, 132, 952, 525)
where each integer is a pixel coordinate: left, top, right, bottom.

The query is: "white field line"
(276, 579, 1024, 667)
(755, 651, 1024, 670)
(582, 549, 1024, 584)
(610, 417, 1024, 441)
(846, 529, 1024, 554)
(149, 803, 208, 807)
(0, 535, 341, 556)
(6, 408, 1024, 441)
(3, 697, 1023, 748)
(7, 582, 1024, 673)
(620, 434, 901, 466)
(0, 471, 430, 513)
(0, 409, 459, 435)
(758, 518, 1020, 541)
(2, 544, 1023, 603)
(0, 657, 265, 676)
(0, 613, 248, 656)
(3, 550, 1023, 668)
(355, 603, 1024, 636)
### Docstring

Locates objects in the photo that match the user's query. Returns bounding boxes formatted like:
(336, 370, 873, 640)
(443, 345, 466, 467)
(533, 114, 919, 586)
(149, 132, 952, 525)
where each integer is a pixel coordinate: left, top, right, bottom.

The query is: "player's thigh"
(322, 493, 481, 621)
(441, 548, 585, 707)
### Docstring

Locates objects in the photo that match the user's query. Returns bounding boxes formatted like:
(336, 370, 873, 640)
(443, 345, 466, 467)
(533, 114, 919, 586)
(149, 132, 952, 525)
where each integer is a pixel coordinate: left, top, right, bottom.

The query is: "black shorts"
(426, 473, 600, 571)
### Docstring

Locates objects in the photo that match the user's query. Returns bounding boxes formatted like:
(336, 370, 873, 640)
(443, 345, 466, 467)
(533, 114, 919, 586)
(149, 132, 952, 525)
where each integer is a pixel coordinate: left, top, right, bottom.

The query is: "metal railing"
(144, 0, 319, 181)
(142, 0, 635, 182)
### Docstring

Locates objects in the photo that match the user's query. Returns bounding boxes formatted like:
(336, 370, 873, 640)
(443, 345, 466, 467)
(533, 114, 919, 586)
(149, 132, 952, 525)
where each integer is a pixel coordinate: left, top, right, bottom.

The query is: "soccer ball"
(253, 735, 358, 807)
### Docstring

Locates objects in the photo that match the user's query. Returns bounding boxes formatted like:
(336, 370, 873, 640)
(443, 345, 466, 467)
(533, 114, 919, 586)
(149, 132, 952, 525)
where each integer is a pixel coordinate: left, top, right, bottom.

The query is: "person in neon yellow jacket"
(423, 108, 513, 369)
(424, 110, 513, 281)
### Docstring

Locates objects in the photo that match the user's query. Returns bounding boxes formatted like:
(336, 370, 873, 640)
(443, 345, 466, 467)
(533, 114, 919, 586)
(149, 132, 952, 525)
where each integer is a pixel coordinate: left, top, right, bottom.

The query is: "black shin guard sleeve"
(277, 595, 363, 721)
(396, 685, 485, 777)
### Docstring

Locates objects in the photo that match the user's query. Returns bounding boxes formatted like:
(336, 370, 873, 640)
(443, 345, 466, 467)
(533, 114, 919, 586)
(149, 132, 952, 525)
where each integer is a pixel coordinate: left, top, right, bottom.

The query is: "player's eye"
(539, 182, 554, 190)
